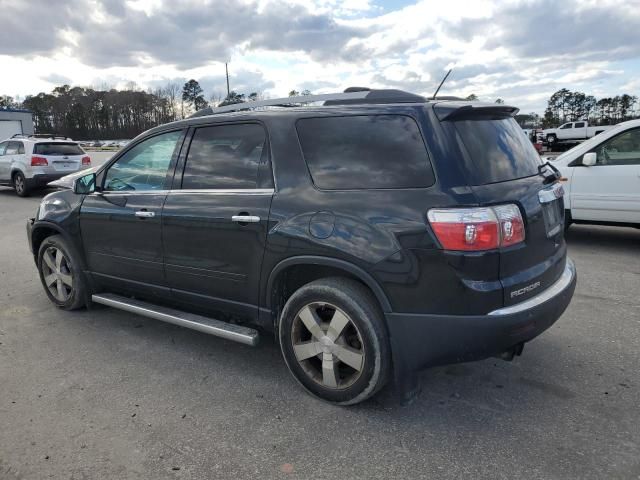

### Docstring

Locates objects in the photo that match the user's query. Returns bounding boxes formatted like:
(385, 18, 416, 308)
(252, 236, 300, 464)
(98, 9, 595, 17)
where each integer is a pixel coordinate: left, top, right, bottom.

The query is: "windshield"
(553, 124, 625, 162)
(34, 142, 84, 156)
(453, 117, 542, 185)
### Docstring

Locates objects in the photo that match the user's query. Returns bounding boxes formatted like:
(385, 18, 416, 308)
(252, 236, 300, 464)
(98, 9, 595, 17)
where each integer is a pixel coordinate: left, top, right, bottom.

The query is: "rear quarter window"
(452, 117, 541, 185)
(296, 114, 435, 190)
(34, 142, 84, 156)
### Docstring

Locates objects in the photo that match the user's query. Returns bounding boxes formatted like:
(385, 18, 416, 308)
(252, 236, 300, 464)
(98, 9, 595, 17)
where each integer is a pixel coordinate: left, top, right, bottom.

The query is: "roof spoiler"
(434, 103, 519, 121)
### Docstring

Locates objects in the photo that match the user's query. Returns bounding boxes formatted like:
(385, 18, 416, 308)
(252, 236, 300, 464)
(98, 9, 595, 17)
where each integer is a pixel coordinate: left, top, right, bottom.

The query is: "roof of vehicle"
(3, 134, 76, 143)
(141, 88, 519, 140)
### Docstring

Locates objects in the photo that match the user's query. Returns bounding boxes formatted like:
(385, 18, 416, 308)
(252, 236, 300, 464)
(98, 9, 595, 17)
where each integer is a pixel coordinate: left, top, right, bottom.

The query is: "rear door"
(571, 127, 640, 224)
(33, 142, 85, 174)
(162, 122, 273, 318)
(0, 141, 9, 180)
(446, 115, 567, 307)
(80, 130, 185, 295)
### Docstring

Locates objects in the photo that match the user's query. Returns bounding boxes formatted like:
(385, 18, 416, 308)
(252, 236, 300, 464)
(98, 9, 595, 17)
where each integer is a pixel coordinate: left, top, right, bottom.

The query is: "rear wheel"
(37, 235, 87, 310)
(279, 277, 390, 405)
(13, 172, 29, 197)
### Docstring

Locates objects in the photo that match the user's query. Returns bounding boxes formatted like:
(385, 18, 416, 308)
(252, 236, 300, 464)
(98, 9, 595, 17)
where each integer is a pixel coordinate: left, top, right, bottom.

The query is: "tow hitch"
(497, 343, 525, 361)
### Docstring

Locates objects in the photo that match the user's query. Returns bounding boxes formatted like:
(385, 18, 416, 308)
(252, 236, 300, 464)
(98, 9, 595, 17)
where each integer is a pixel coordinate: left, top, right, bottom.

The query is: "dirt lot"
(0, 187, 639, 479)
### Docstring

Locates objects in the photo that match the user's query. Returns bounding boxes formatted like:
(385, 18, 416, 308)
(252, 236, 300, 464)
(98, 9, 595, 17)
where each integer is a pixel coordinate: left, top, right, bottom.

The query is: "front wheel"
(279, 277, 391, 405)
(37, 235, 88, 310)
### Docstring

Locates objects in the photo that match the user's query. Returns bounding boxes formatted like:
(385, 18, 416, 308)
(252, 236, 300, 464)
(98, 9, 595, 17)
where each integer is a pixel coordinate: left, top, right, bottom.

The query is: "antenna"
(432, 69, 453, 100)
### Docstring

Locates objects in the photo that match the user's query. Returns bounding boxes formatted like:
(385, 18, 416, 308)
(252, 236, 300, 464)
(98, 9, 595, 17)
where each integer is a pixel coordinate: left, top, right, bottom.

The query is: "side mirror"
(582, 152, 597, 167)
(73, 172, 96, 194)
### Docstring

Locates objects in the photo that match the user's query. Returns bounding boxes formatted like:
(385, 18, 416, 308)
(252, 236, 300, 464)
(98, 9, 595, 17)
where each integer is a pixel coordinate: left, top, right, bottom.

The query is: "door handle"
(232, 215, 260, 223)
(135, 210, 155, 218)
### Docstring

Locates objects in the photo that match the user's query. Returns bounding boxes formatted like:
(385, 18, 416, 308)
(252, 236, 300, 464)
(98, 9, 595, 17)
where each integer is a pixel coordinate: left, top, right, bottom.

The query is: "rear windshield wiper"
(538, 161, 561, 184)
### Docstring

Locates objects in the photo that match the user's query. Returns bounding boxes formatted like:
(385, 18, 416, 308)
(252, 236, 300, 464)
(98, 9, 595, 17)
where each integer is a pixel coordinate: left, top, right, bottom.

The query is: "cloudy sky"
(1, 0, 639, 113)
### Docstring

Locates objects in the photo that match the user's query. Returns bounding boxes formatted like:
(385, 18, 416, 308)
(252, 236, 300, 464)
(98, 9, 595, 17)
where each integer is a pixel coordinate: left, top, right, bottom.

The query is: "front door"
(571, 127, 640, 224)
(162, 123, 273, 318)
(80, 129, 185, 295)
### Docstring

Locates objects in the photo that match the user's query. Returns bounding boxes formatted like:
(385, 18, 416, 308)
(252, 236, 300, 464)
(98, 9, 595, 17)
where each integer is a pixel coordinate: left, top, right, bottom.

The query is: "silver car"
(0, 135, 91, 197)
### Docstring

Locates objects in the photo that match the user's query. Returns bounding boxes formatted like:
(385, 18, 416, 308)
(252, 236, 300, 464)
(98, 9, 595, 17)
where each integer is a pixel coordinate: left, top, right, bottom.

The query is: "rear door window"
(34, 142, 84, 156)
(296, 115, 434, 190)
(5, 142, 20, 155)
(182, 123, 267, 189)
(452, 117, 542, 185)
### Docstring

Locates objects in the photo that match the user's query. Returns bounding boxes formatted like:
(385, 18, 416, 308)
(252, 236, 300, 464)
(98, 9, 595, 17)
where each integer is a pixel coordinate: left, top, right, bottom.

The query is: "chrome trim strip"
(232, 215, 261, 223)
(488, 258, 576, 316)
(170, 189, 275, 195)
(538, 183, 564, 203)
(96, 188, 275, 196)
(91, 293, 259, 346)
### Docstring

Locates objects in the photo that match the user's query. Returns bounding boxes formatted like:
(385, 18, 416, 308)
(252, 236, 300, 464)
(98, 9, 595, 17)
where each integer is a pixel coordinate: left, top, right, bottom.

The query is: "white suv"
(0, 135, 91, 197)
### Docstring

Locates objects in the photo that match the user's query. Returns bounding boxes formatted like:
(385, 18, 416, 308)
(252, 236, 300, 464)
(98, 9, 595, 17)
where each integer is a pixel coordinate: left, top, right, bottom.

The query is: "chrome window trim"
(95, 188, 275, 196)
(488, 258, 575, 316)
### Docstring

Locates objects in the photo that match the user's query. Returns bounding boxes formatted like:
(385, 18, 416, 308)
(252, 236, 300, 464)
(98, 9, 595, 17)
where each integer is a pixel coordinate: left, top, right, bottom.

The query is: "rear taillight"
(82, 155, 91, 166)
(427, 204, 525, 251)
(31, 156, 48, 166)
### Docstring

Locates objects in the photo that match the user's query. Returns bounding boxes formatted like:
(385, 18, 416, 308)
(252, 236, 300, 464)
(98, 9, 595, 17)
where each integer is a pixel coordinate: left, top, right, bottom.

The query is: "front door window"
(104, 130, 182, 191)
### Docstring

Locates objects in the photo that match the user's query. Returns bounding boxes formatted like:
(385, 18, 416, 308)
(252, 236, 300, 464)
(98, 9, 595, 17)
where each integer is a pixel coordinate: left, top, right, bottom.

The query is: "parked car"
(542, 121, 613, 145)
(548, 119, 640, 229)
(0, 135, 91, 197)
(27, 89, 576, 405)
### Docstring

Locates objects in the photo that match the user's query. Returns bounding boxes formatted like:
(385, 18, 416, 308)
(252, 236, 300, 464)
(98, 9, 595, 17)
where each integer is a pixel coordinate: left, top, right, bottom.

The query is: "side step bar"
(92, 293, 259, 346)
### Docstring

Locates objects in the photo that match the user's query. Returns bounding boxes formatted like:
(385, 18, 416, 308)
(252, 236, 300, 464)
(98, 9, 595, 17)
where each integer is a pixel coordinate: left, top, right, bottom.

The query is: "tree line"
(541, 88, 638, 128)
(0, 80, 302, 140)
(3, 81, 639, 138)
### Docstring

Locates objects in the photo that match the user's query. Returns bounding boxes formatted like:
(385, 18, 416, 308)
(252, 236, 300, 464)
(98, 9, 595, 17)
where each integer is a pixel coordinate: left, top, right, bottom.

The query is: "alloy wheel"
(41, 247, 74, 302)
(14, 174, 25, 194)
(291, 302, 365, 390)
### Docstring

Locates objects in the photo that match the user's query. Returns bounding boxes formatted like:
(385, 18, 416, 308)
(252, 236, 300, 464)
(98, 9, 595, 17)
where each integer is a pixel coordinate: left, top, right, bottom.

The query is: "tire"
(546, 134, 557, 145)
(564, 209, 572, 232)
(279, 277, 391, 405)
(37, 235, 88, 310)
(13, 171, 30, 197)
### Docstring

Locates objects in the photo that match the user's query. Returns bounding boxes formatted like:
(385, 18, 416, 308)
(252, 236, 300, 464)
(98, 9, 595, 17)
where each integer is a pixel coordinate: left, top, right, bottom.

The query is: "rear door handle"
(232, 215, 260, 223)
(135, 210, 155, 218)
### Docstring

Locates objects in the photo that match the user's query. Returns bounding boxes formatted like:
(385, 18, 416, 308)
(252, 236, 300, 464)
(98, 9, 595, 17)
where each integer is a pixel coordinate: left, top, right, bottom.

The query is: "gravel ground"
(0, 187, 639, 480)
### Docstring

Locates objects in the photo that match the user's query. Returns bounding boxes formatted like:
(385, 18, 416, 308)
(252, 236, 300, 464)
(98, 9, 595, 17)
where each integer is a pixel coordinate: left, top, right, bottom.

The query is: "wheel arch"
(31, 222, 88, 271)
(265, 256, 392, 320)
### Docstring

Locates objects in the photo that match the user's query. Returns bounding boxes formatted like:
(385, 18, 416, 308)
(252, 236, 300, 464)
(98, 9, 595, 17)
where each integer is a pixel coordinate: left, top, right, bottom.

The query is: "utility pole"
(225, 62, 230, 98)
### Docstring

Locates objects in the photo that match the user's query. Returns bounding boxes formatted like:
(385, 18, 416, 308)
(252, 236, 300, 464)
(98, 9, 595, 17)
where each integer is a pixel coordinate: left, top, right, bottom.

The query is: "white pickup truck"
(543, 121, 613, 145)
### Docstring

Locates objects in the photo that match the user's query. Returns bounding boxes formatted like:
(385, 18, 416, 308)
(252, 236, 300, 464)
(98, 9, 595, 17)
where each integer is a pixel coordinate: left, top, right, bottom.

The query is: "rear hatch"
(437, 104, 567, 307)
(33, 142, 86, 173)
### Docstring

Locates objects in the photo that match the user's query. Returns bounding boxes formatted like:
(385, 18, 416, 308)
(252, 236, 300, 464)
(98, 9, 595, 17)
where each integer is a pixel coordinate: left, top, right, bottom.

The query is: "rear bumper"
(386, 258, 576, 373)
(27, 173, 70, 188)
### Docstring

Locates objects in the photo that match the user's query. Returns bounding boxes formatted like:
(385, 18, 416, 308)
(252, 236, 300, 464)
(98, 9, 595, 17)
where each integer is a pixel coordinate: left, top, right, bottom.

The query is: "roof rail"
(10, 133, 73, 140)
(190, 91, 370, 118)
(189, 88, 429, 118)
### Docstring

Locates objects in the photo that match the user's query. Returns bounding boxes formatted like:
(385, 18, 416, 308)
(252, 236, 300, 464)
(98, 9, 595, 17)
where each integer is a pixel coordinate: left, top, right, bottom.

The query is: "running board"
(91, 293, 259, 346)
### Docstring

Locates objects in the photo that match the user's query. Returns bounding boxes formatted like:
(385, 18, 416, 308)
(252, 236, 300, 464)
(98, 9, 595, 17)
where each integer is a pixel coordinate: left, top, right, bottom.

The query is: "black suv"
(27, 89, 576, 405)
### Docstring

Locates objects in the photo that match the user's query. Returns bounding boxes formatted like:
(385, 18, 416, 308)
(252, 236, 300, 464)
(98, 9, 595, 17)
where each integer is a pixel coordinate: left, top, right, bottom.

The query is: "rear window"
(296, 115, 435, 190)
(34, 142, 84, 156)
(453, 118, 541, 185)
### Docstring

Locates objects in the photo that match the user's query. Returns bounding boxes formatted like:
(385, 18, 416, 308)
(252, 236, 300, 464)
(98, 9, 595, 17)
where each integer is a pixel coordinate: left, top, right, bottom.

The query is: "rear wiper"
(538, 161, 561, 184)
